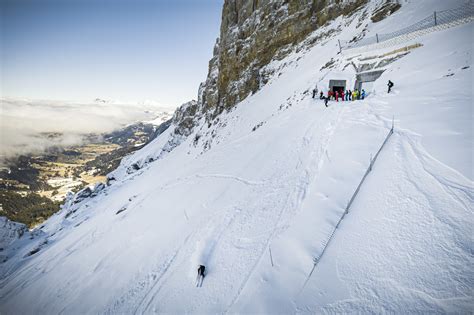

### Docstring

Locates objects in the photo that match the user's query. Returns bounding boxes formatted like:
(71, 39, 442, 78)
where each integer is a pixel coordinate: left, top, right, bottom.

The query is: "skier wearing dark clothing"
(361, 89, 366, 100)
(387, 80, 394, 93)
(348, 90, 352, 101)
(319, 91, 324, 99)
(196, 265, 206, 287)
(312, 86, 319, 99)
(324, 96, 329, 107)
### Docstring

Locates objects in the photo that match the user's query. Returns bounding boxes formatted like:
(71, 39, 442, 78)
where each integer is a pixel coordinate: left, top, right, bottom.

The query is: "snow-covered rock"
(0, 217, 27, 252)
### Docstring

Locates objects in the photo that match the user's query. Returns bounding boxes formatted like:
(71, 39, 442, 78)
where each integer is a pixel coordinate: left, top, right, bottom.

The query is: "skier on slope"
(196, 265, 206, 287)
(319, 91, 324, 99)
(387, 80, 394, 93)
(335, 90, 339, 102)
(361, 89, 366, 100)
(341, 89, 345, 101)
(324, 96, 329, 107)
(312, 86, 318, 99)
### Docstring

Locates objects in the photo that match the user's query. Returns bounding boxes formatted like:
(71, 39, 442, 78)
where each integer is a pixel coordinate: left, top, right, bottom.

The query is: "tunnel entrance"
(332, 85, 345, 94)
(329, 79, 347, 94)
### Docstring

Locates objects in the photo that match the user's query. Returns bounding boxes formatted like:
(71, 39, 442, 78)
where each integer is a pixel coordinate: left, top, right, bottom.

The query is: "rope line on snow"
(299, 118, 395, 294)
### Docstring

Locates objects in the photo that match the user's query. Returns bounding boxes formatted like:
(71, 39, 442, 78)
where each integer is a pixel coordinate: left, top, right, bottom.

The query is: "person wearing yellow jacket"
(352, 90, 357, 101)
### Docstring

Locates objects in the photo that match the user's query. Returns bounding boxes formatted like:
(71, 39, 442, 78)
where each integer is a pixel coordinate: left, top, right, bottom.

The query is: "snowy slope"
(0, 1, 472, 313)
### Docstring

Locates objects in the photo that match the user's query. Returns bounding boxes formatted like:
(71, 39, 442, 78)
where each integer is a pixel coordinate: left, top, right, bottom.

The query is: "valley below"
(0, 117, 172, 227)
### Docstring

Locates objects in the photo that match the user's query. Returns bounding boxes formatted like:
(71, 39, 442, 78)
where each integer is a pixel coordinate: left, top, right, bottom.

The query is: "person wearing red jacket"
(341, 89, 345, 101)
(335, 90, 339, 102)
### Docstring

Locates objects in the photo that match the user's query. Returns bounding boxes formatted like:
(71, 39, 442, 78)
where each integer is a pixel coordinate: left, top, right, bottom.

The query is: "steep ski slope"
(1, 1, 472, 313)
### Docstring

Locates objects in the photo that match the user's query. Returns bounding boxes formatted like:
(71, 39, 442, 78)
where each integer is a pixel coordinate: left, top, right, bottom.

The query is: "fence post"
(338, 39, 342, 53)
(269, 246, 274, 267)
(434, 11, 437, 26)
(376, 33, 379, 43)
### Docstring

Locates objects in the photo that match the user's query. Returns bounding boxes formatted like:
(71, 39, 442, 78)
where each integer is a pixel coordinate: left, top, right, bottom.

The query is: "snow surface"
(0, 1, 472, 313)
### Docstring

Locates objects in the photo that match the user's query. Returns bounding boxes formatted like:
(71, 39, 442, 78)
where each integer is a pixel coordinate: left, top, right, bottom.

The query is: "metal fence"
(340, 1, 474, 51)
(300, 120, 395, 293)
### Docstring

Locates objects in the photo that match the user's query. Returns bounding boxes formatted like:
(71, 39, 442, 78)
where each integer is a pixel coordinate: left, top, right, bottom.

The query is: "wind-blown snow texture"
(0, 1, 472, 313)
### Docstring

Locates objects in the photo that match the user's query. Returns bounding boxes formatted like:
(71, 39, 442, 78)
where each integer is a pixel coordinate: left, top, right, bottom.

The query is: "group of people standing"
(312, 86, 366, 107)
(323, 89, 366, 102)
(311, 80, 395, 108)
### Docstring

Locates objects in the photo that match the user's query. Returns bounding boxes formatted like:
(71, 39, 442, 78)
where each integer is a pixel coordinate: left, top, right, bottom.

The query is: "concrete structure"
(354, 69, 385, 91)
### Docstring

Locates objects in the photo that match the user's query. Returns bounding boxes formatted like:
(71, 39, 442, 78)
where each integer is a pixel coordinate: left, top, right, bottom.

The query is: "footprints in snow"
(443, 65, 470, 78)
(252, 121, 266, 131)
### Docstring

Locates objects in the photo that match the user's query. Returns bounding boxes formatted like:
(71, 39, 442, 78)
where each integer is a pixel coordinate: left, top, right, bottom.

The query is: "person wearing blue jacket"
(361, 89, 366, 99)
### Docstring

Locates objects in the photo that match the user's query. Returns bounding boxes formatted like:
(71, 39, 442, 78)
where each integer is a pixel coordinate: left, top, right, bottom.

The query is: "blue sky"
(1, 0, 223, 107)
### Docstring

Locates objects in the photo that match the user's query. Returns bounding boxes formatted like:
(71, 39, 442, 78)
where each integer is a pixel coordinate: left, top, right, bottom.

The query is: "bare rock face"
(206, 0, 369, 116)
(371, 1, 401, 23)
(198, 40, 220, 122)
(171, 0, 368, 141)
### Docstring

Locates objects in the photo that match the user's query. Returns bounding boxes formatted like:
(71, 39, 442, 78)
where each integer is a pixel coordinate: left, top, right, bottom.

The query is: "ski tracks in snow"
(105, 231, 194, 315)
(194, 174, 265, 186)
(107, 102, 354, 313)
(225, 103, 346, 312)
(106, 200, 245, 313)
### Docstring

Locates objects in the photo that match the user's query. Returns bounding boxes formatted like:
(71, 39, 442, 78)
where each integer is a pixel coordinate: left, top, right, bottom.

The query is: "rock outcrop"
(371, 0, 401, 23)
(169, 0, 369, 149)
(0, 217, 27, 262)
(172, 100, 200, 137)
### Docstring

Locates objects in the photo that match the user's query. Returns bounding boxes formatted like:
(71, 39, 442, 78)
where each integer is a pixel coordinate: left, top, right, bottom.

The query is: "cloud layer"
(0, 98, 174, 165)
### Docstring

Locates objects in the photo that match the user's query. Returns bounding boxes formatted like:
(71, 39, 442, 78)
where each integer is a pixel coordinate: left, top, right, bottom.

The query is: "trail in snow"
(130, 101, 346, 313)
(226, 101, 347, 312)
(300, 119, 394, 295)
(194, 174, 265, 186)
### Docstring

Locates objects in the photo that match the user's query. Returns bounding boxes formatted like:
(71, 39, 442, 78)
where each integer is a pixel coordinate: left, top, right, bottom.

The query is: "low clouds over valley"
(0, 98, 174, 165)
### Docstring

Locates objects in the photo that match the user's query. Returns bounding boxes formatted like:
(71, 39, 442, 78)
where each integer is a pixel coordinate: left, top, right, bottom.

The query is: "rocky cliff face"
(170, 0, 368, 142)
